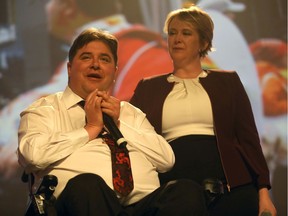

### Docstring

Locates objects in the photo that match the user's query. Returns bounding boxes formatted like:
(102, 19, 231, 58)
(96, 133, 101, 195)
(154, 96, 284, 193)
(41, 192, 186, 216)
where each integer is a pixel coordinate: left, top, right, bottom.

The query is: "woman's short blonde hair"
(164, 6, 214, 57)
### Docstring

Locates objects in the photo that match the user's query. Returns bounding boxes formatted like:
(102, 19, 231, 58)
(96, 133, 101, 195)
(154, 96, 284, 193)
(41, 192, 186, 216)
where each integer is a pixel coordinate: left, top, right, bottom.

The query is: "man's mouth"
(87, 73, 102, 79)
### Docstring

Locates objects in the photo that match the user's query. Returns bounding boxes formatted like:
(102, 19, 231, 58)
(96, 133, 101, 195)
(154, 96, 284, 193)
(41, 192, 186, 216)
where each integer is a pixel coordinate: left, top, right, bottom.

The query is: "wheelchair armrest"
(23, 174, 58, 216)
(36, 175, 58, 200)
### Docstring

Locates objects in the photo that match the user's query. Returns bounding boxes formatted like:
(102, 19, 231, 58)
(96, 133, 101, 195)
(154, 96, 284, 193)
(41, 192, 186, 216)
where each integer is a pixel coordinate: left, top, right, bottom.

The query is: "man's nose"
(91, 59, 100, 70)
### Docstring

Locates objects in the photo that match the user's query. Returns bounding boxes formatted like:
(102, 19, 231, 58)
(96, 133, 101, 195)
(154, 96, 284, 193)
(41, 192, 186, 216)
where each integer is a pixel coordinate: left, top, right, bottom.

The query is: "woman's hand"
(258, 188, 277, 216)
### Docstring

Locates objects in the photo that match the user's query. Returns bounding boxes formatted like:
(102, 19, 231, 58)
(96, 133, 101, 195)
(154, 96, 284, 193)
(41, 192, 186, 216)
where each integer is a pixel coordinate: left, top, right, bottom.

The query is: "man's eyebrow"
(79, 52, 92, 56)
(99, 53, 112, 58)
(79, 52, 111, 57)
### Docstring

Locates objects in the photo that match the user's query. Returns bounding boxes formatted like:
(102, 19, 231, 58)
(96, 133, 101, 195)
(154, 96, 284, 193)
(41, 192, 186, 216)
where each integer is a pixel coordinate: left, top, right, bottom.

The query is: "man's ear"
(114, 66, 119, 80)
(67, 62, 72, 76)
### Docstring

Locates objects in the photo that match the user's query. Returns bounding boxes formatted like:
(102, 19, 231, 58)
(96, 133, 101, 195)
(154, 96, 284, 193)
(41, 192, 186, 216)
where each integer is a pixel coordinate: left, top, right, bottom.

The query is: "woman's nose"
(174, 34, 182, 43)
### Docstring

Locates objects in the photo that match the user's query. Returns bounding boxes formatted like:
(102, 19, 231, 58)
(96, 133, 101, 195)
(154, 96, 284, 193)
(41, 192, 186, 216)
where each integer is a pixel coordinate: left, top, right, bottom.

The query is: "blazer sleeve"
(232, 72, 271, 188)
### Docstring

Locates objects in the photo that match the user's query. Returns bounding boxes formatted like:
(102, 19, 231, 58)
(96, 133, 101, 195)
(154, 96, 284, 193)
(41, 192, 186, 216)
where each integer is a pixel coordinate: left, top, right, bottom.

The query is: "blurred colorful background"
(0, 0, 286, 215)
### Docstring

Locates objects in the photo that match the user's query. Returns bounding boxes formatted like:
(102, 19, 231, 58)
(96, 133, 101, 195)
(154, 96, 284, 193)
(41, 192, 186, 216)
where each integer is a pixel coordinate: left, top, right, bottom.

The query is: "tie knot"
(78, 100, 85, 109)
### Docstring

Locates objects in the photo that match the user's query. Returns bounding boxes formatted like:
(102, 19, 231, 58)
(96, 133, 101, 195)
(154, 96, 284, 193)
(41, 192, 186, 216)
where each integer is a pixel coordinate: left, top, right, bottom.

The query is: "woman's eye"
(168, 31, 176, 36)
(183, 31, 192, 35)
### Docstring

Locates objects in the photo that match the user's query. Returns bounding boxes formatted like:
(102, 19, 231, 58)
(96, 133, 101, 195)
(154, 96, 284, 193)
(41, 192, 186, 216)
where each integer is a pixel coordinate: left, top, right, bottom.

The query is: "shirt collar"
(62, 86, 84, 109)
(167, 70, 208, 83)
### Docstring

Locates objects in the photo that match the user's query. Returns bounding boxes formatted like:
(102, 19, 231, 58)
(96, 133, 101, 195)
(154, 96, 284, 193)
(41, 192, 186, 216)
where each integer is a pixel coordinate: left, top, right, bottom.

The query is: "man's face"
(67, 40, 117, 99)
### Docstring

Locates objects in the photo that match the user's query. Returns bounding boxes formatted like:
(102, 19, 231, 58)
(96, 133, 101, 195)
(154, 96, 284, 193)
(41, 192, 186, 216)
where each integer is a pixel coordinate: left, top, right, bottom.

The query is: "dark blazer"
(130, 69, 271, 190)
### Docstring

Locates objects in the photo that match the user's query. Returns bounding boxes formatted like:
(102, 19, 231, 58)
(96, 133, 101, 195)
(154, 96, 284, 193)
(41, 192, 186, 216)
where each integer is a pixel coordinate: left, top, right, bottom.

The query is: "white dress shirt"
(18, 87, 175, 205)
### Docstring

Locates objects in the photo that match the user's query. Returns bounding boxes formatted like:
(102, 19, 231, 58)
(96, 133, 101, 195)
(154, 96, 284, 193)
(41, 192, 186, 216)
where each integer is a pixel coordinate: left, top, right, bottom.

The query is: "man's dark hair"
(68, 28, 118, 64)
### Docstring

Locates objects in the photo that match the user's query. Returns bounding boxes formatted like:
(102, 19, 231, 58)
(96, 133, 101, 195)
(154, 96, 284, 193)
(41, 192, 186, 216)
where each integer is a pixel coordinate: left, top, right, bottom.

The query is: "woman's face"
(167, 17, 202, 64)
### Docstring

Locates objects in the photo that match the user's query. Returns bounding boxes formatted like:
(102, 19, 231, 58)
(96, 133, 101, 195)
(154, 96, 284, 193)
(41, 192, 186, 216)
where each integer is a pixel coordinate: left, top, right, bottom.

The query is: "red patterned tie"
(102, 132, 134, 196)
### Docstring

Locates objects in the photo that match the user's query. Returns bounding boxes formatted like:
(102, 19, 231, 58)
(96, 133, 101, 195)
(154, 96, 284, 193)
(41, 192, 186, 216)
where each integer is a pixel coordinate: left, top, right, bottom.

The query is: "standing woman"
(130, 5, 276, 216)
